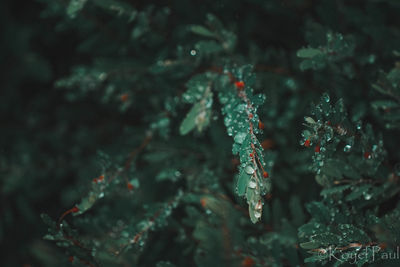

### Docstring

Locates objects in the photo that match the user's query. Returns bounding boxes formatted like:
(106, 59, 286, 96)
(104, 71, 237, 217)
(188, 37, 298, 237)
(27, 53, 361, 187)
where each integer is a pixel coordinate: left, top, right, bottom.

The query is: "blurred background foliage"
(1, 0, 400, 266)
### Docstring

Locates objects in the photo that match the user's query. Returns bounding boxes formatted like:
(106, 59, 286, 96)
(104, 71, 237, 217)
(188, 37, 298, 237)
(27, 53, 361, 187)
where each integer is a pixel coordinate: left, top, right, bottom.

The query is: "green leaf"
(180, 75, 213, 135)
(321, 159, 344, 179)
(300, 240, 321, 249)
(237, 170, 250, 196)
(41, 213, 56, 228)
(299, 58, 326, 71)
(306, 202, 331, 223)
(246, 186, 262, 224)
(179, 103, 200, 135)
(248, 205, 259, 224)
(296, 48, 323, 58)
(189, 25, 216, 38)
(93, 0, 136, 16)
(320, 185, 351, 197)
(75, 192, 97, 214)
(371, 100, 399, 110)
(67, 0, 88, 18)
(183, 73, 214, 103)
(194, 40, 223, 55)
(372, 84, 390, 96)
(345, 184, 372, 201)
(304, 254, 327, 263)
(157, 261, 176, 267)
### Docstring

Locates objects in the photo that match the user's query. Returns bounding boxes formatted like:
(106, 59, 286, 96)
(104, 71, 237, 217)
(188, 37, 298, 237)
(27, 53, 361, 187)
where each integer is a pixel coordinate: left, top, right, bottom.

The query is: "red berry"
(249, 153, 254, 158)
(379, 243, 387, 250)
(248, 113, 253, 119)
(93, 178, 98, 183)
(127, 183, 134, 190)
(120, 93, 129, 102)
(98, 175, 104, 181)
(133, 234, 140, 243)
(315, 145, 320, 153)
(364, 151, 371, 159)
(263, 171, 269, 178)
(241, 256, 255, 267)
(304, 139, 311, 147)
(68, 256, 74, 263)
(258, 121, 265, 130)
(235, 81, 245, 90)
(71, 206, 79, 213)
(200, 197, 207, 208)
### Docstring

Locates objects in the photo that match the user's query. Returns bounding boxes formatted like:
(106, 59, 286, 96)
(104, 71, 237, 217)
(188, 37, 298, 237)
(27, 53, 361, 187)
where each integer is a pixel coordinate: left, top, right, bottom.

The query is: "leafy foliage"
(372, 64, 400, 129)
(298, 94, 399, 265)
(3, 0, 400, 267)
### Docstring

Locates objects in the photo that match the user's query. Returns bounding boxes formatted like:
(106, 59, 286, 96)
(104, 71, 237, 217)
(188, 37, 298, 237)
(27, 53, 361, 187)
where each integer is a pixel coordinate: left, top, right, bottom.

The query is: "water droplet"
(372, 144, 378, 152)
(364, 193, 372, 200)
(220, 96, 229, 104)
(248, 180, 257, 189)
(190, 50, 197, 56)
(356, 121, 362, 130)
(98, 72, 107, 81)
(322, 93, 330, 103)
(234, 132, 247, 144)
(227, 127, 233, 136)
(245, 165, 255, 175)
(285, 78, 297, 90)
(304, 116, 316, 124)
(325, 129, 333, 141)
(98, 192, 105, 198)
(344, 145, 352, 152)
(121, 231, 129, 238)
(224, 116, 232, 126)
(255, 200, 262, 210)
(368, 54, 376, 64)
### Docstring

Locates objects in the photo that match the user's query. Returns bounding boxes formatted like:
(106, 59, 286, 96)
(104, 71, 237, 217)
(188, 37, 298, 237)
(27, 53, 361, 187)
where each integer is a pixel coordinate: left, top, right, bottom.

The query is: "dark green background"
(1, 0, 399, 266)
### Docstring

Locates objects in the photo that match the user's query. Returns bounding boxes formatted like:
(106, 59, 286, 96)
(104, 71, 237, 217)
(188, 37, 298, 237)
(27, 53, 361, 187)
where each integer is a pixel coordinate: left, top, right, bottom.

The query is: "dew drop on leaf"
(344, 145, 352, 152)
(248, 180, 257, 189)
(227, 127, 233, 136)
(234, 132, 247, 144)
(364, 193, 372, 200)
(245, 165, 255, 175)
